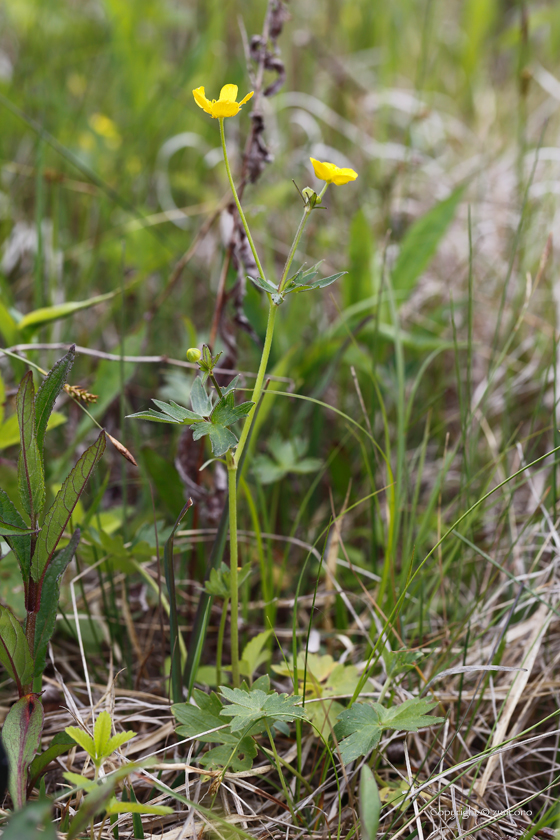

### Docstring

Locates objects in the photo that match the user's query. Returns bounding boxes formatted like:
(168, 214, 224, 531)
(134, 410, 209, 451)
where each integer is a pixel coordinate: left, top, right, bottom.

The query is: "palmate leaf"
(35, 347, 75, 456)
(16, 372, 45, 522)
(126, 408, 183, 424)
(334, 699, 444, 764)
(219, 686, 307, 732)
(190, 377, 212, 416)
(31, 432, 106, 585)
(173, 691, 258, 772)
(212, 393, 253, 427)
(192, 422, 238, 458)
(152, 399, 203, 422)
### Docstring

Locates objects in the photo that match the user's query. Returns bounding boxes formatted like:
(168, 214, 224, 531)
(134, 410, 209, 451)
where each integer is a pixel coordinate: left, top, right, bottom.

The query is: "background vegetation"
(2, 0, 560, 836)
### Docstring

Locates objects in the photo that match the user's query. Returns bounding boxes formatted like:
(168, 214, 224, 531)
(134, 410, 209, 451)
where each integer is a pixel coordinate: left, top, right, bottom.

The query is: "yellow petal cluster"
(192, 84, 254, 119)
(310, 158, 358, 186)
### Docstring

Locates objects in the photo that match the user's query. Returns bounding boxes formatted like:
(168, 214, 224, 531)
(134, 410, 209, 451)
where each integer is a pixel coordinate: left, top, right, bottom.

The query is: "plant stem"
(278, 183, 328, 294)
(219, 118, 266, 283)
(235, 301, 277, 463)
(226, 450, 240, 688)
(216, 597, 229, 688)
(265, 722, 298, 823)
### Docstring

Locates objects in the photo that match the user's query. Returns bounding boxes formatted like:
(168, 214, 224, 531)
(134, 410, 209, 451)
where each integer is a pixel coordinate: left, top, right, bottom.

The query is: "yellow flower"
(192, 84, 254, 119)
(310, 158, 358, 186)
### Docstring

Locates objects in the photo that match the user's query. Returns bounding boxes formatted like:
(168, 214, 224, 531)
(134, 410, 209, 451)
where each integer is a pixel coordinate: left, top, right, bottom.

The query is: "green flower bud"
(301, 187, 321, 208)
(186, 348, 202, 363)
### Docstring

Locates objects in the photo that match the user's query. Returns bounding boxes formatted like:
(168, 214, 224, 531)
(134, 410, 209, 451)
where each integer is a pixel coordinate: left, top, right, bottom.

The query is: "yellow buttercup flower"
(310, 158, 358, 186)
(192, 84, 254, 119)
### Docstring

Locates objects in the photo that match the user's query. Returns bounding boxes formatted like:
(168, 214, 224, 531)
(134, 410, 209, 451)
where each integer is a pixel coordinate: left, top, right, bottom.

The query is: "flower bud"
(186, 348, 202, 363)
(301, 187, 321, 208)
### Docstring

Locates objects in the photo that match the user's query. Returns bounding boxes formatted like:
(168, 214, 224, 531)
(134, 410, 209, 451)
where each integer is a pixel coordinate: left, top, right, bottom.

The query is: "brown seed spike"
(106, 432, 138, 467)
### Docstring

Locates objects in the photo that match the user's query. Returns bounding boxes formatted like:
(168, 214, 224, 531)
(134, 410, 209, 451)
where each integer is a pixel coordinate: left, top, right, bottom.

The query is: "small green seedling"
(65, 711, 135, 778)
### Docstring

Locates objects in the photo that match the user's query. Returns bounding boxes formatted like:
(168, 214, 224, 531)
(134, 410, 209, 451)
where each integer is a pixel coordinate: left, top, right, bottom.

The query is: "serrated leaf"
(0, 605, 34, 692)
(93, 710, 112, 759)
(31, 432, 105, 584)
(334, 699, 443, 764)
(35, 347, 75, 456)
(221, 375, 241, 396)
(212, 394, 254, 428)
(33, 529, 81, 678)
(173, 701, 226, 743)
(16, 372, 45, 521)
(0, 489, 32, 581)
(126, 409, 182, 424)
(247, 274, 278, 295)
(190, 377, 212, 416)
(333, 703, 383, 762)
(3, 694, 44, 809)
(359, 765, 381, 840)
(64, 726, 96, 760)
(152, 400, 203, 423)
(199, 738, 257, 773)
(192, 422, 238, 457)
(374, 697, 443, 731)
(219, 687, 307, 732)
(105, 730, 135, 755)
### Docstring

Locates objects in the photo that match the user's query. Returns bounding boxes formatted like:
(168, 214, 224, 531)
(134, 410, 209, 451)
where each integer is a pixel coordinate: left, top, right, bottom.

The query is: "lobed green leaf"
(190, 377, 212, 416)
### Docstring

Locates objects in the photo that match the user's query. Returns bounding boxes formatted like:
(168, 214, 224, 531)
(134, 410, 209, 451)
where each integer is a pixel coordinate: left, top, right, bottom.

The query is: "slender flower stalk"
(219, 118, 266, 283)
(226, 449, 240, 687)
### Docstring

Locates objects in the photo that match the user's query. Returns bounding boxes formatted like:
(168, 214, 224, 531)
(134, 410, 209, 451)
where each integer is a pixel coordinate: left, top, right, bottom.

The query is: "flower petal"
(310, 158, 336, 182)
(331, 167, 358, 185)
(193, 87, 214, 115)
(212, 100, 241, 118)
(219, 84, 239, 103)
(238, 91, 254, 107)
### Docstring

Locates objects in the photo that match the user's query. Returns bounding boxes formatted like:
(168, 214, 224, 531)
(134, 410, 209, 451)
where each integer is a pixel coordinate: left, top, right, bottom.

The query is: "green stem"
(235, 301, 277, 463)
(226, 450, 240, 688)
(216, 597, 229, 688)
(265, 722, 298, 823)
(219, 118, 266, 282)
(209, 373, 223, 399)
(278, 183, 328, 294)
